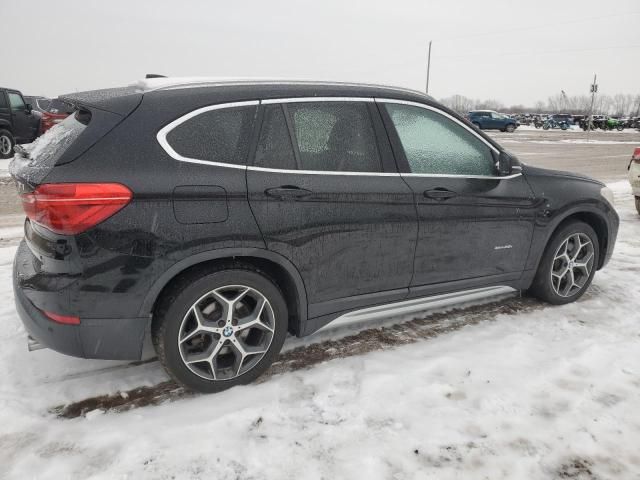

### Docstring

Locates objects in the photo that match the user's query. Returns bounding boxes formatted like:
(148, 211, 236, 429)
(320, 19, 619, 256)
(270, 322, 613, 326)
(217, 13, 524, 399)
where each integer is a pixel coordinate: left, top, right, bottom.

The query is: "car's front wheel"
(152, 267, 288, 393)
(529, 221, 599, 305)
(505, 124, 516, 133)
(0, 129, 14, 159)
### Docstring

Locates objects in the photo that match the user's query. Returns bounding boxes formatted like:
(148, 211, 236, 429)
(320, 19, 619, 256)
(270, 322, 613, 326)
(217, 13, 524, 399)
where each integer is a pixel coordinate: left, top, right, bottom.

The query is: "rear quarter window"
(164, 104, 257, 165)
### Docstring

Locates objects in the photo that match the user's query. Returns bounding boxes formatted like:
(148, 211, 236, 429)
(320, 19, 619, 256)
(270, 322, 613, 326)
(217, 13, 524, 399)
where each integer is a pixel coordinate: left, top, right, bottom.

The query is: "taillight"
(632, 147, 640, 164)
(43, 310, 80, 325)
(21, 183, 132, 235)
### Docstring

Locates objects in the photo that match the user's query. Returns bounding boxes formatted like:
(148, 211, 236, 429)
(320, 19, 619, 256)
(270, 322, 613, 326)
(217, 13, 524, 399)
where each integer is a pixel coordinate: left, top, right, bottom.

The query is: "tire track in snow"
(50, 295, 546, 419)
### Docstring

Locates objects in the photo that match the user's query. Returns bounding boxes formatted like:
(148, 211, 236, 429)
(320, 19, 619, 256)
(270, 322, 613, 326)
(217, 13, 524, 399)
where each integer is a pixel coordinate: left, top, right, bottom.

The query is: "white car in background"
(629, 147, 640, 214)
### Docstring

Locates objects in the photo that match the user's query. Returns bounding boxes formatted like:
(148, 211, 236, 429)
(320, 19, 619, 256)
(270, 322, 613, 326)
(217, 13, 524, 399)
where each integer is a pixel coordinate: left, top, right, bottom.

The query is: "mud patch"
(556, 457, 597, 479)
(51, 296, 543, 419)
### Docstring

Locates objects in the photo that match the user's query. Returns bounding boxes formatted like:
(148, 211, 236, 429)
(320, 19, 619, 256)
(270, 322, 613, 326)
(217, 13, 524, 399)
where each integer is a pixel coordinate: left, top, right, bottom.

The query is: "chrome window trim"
(262, 97, 374, 104)
(247, 165, 398, 176)
(401, 172, 522, 180)
(156, 97, 522, 180)
(156, 100, 259, 169)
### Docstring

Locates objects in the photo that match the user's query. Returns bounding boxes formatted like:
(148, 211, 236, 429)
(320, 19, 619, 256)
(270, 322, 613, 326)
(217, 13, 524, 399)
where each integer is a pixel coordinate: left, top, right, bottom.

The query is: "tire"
(616, 125, 624, 131)
(635, 196, 640, 215)
(529, 221, 599, 305)
(505, 124, 516, 133)
(543, 124, 550, 130)
(560, 124, 568, 130)
(0, 129, 14, 159)
(472, 122, 481, 130)
(152, 266, 288, 393)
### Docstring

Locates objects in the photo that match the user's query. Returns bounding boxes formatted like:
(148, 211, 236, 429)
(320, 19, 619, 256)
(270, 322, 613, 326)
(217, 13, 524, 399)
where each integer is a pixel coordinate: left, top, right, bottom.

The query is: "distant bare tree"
(506, 104, 527, 114)
(438, 92, 640, 117)
(533, 101, 546, 113)
(440, 94, 475, 114)
(475, 99, 504, 111)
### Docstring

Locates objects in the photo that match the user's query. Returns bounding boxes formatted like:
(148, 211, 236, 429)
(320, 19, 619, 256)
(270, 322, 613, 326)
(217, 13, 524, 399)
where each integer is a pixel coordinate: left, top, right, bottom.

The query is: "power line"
(437, 44, 640, 61)
(435, 11, 640, 42)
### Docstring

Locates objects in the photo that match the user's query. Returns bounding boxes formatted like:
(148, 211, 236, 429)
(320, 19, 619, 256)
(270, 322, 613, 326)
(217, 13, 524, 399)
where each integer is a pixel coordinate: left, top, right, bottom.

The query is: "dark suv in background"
(11, 79, 618, 393)
(468, 110, 518, 132)
(0, 88, 40, 158)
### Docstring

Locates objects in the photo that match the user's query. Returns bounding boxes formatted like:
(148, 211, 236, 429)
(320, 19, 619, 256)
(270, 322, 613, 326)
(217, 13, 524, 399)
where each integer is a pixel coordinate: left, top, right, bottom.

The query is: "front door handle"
(424, 188, 457, 200)
(265, 186, 313, 200)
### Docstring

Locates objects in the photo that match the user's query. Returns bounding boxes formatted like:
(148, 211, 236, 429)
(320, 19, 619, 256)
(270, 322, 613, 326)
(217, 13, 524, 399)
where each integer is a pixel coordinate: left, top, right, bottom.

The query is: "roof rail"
(131, 76, 431, 99)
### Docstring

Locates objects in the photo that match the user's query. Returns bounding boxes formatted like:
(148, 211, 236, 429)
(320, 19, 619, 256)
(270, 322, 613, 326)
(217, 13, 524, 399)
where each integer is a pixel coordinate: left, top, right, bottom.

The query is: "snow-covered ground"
(0, 158, 11, 177)
(0, 182, 639, 479)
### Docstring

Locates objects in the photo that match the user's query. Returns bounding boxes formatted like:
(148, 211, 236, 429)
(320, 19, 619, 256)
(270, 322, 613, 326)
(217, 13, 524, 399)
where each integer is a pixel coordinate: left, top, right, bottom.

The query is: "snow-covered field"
(0, 182, 639, 479)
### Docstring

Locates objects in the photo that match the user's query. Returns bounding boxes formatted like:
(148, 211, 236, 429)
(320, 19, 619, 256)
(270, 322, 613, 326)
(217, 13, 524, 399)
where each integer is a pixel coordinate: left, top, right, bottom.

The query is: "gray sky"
(2, 0, 639, 105)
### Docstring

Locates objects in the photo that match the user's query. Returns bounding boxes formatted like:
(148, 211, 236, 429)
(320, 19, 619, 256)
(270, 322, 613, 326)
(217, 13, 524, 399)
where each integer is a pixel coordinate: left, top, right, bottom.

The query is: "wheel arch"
(141, 248, 308, 336)
(545, 210, 609, 270)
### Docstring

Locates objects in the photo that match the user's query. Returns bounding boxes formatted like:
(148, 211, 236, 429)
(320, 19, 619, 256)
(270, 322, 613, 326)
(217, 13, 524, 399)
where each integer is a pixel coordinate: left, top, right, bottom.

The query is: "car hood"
(521, 164, 605, 187)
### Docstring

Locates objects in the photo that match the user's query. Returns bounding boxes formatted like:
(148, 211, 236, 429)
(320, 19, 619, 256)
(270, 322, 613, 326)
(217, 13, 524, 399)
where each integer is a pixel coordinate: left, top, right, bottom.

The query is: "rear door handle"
(424, 188, 457, 200)
(265, 186, 313, 200)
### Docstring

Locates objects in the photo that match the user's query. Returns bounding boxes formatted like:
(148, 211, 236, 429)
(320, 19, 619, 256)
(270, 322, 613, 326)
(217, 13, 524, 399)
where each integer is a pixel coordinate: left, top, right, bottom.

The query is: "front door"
(247, 99, 417, 318)
(379, 100, 537, 288)
(7, 91, 36, 142)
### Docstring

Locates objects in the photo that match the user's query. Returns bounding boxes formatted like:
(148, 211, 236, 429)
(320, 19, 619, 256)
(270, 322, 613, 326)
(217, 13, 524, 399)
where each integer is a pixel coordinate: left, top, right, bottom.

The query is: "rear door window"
(0, 92, 8, 109)
(165, 105, 257, 165)
(286, 101, 382, 172)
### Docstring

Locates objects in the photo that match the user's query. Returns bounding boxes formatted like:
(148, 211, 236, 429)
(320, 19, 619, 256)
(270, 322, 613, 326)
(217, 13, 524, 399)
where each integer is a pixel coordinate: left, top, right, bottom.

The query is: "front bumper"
(13, 241, 148, 360)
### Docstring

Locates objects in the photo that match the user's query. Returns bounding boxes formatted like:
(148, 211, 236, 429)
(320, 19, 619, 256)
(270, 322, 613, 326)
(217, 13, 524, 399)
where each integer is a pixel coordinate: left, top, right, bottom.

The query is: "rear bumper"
(13, 241, 148, 360)
(629, 163, 640, 196)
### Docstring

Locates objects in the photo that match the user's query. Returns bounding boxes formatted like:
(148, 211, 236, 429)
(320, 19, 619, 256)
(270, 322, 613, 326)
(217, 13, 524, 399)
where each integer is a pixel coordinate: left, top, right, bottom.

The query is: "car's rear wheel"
(472, 122, 481, 129)
(0, 129, 14, 159)
(152, 267, 288, 393)
(505, 124, 516, 133)
(529, 221, 599, 305)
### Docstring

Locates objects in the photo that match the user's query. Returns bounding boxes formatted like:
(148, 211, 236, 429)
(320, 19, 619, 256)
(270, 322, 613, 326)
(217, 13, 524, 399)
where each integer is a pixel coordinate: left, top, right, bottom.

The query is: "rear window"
(10, 112, 86, 183)
(47, 99, 74, 114)
(165, 105, 257, 165)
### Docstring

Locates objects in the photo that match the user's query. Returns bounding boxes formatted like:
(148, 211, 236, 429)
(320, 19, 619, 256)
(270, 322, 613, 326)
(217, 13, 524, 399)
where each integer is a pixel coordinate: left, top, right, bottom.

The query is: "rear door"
(379, 99, 537, 290)
(247, 98, 417, 318)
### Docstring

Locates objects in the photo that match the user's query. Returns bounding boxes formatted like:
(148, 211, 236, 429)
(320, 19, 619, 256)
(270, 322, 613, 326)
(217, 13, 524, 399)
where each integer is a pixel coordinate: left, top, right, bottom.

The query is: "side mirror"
(25, 103, 32, 114)
(497, 151, 512, 176)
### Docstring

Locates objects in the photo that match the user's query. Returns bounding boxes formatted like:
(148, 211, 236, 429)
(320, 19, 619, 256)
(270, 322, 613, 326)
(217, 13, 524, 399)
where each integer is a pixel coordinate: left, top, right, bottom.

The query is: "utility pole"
(426, 40, 432, 95)
(587, 73, 597, 143)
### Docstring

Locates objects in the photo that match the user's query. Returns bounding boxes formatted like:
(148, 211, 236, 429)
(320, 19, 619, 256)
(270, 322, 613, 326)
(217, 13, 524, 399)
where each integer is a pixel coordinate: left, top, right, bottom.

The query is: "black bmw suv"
(11, 79, 618, 393)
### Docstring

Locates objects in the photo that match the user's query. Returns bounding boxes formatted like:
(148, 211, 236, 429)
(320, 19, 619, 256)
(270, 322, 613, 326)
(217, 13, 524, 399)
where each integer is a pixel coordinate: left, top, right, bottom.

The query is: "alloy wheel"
(177, 285, 275, 381)
(0, 135, 11, 155)
(550, 233, 595, 298)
